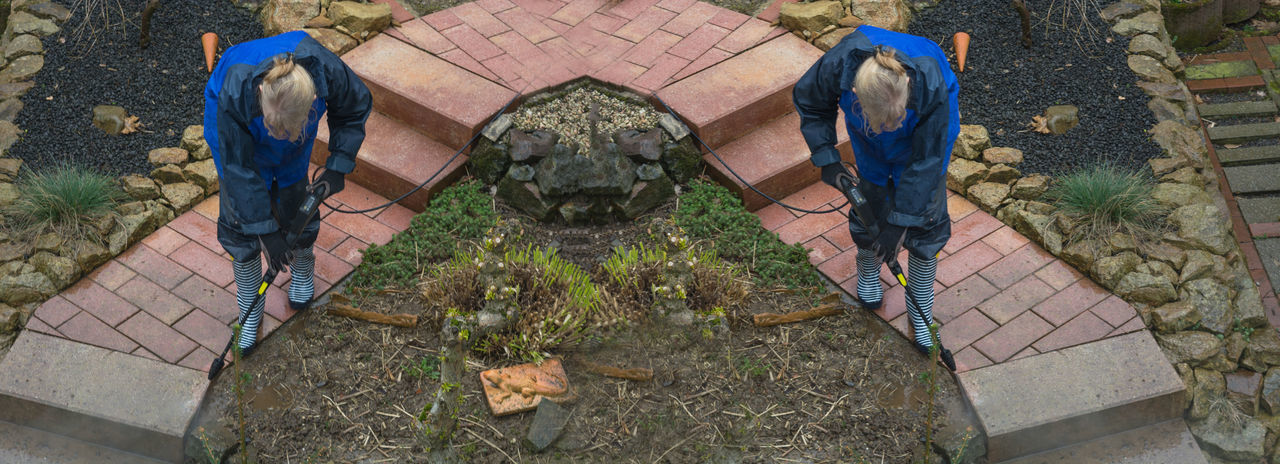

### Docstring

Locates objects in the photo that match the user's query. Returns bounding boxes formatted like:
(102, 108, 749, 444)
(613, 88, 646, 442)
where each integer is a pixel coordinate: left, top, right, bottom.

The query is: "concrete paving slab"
(1239, 195, 1280, 224)
(1224, 163, 1280, 194)
(0, 420, 168, 464)
(1000, 419, 1206, 464)
(0, 332, 208, 463)
(1256, 238, 1280, 294)
(1197, 100, 1277, 119)
(1217, 145, 1280, 166)
(1207, 121, 1280, 144)
(958, 331, 1185, 462)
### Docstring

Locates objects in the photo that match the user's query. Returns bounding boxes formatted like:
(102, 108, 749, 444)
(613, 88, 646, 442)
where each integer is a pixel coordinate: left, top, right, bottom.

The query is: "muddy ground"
(191, 201, 979, 464)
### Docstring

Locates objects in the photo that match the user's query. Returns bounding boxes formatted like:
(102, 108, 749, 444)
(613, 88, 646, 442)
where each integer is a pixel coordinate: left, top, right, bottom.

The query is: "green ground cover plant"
(1046, 162, 1167, 245)
(6, 163, 124, 243)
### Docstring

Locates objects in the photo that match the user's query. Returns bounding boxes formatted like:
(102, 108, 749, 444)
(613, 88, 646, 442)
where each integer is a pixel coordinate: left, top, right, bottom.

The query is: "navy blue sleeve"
(793, 41, 850, 168)
(216, 72, 277, 235)
(299, 38, 371, 174)
(888, 56, 952, 229)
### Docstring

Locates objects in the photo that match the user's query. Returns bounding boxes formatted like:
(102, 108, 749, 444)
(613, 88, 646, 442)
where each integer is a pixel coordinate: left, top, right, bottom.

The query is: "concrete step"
(1238, 195, 1280, 224)
(0, 331, 208, 463)
(957, 331, 1186, 463)
(0, 420, 170, 464)
(341, 35, 517, 149)
(314, 110, 467, 212)
(1197, 100, 1277, 119)
(998, 419, 1206, 464)
(1224, 163, 1280, 194)
(655, 34, 822, 150)
(1206, 121, 1280, 144)
(705, 111, 851, 211)
(1217, 144, 1280, 165)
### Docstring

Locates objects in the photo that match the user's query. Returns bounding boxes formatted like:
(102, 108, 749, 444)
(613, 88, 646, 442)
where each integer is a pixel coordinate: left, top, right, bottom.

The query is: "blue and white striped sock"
(289, 247, 315, 308)
(906, 253, 939, 348)
(234, 258, 265, 351)
(856, 248, 883, 306)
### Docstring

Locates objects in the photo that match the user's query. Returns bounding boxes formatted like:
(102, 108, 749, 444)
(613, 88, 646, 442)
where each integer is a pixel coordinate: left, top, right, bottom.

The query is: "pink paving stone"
(481, 53, 524, 83)
(589, 60, 647, 87)
(715, 18, 773, 54)
(438, 48, 503, 82)
(708, 8, 749, 29)
(980, 226, 1030, 256)
(511, 0, 565, 17)
(550, 0, 607, 26)
(491, 30, 552, 67)
(607, 0, 660, 19)
(655, 0, 695, 12)
(941, 211, 1002, 255)
(118, 312, 198, 364)
(33, 295, 81, 328)
(933, 274, 1000, 323)
(131, 347, 160, 362)
(496, 8, 560, 44)
(582, 34, 637, 71)
(332, 237, 369, 266)
(1252, 222, 1280, 238)
(668, 23, 731, 61)
(775, 209, 846, 246)
(24, 317, 59, 336)
(116, 275, 194, 326)
(370, 0, 417, 22)
(756, 0, 798, 22)
(315, 222, 349, 252)
(583, 12, 626, 34)
(780, 183, 843, 215)
(87, 260, 137, 291)
(174, 309, 230, 352)
(821, 249, 862, 285)
(972, 311, 1053, 363)
(1032, 311, 1114, 353)
(398, 20, 459, 54)
(324, 202, 399, 246)
(374, 203, 415, 231)
(58, 312, 138, 353)
(1090, 295, 1138, 328)
(946, 191, 978, 221)
(1033, 279, 1110, 327)
(888, 312, 911, 337)
(941, 309, 998, 352)
(61, 280, 139, 327)
(141, 226, 191, 256)
(660, 2, 721, 36)
(315, 249, 356, 285)
(424, 9, 463, 30)
(977, 244, 1056, 289)
(544, 18, 570, 34)
(630, 52, 690, 91)
(954, 346, 992, 372)
(1034, 260, 1084, 291)
(756, 203, 797, 231)
(193, 196, 219, 221)
(441, 24, 506, 61)
(623, 30, 682, 66)
(878, 280, 945, 322)
(171, 275, 240, 324)
(671, 46, 733, 82)
(1108, 316, 1146, 337)
(453, 2, 512, 37)
(170, 241, 235, 289)
(1010, 346, 1038, 361)
(264, 286, 298, 323)
(804, 236, 839, 265)
(762, 26, 787, 41)
(178, 347, 217, 372)
(476, 0, 517, 13)
(168, 212, 220, 250)
(823, 224, 854, 250)
(613, 7, 678, 43)
(936, 241, 1002, 287)
(976, 274, 1057, 325)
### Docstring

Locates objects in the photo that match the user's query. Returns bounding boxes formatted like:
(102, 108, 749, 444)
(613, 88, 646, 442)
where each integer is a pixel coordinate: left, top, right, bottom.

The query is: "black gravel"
(908, 0, 1162, 176)
(10, 0, 262, 176)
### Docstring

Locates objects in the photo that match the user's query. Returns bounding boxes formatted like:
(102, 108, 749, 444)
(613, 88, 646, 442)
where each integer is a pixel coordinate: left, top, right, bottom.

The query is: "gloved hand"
(258, 230, 294, 273)
(820, 163, 854, 190)
(873, 223, 906, 263)
(311, 169, 345, 199)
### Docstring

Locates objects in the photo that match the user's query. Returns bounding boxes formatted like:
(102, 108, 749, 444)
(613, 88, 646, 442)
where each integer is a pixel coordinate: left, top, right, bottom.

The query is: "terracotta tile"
(315, 222, 348, 252)
(168, 211, 220, 250)
(1010, 346, 1038, 361)
(544, 18, 570, 34)
(582, 34, 637, 71)
(1032, 279, 1110, 326)
(933, 274, 1000, 323)
(613, 6, 677, 43)
(756, 0, 798, 22)
(1241, 241, 1265, 270)
(659, 1, 720, 36)
(142, 226, 191, 256)
(375, 204, 415, 231)
(655, 0, 695, 11)
(1108, 316, 1147, 337)
(264, 286, 299, 324)
(439, 48, 502, 82)
(510, 0, 565, 17)
(371, 0, 417, 22)
(178, 347, 217, 373)
(936, 241, 1002, 287)
(980, 226, 1030, 256)
(1089, 295, 1138, 328)
(821, 249, 862, 285)
(631, 52, 690, 92)
(481, 53, 524, 83)
(774, 208, 847, 245)
(972, 311, 1053, 363)
(423, 9, 463, 30)
(495, 8, 560, 44)
(34, 295, 81, 328)
(324, 209, 399, 246)
(879, 280, 945, 323)
(332, 237, 369, 267)
(172, 275, 240, 324)
(823, 223, 855, 251)
(61, 280, 140, 327)
(87, 260, 138, 291)
(550, 0, 608, 26)
(672, 46, 734, 82)
(976, 275, 1056, 325)
(315, 249, 356, 285)
(623, 29, 681, 67)
(58, 312, 138, 353)
(668, 23, 731, 61)
(1034, 260, 1083, 291)
(978, 244, 1056, 289)
(24, 317, 60, 336)
(1251, 222, 1280, 238)
(170, 241, 235, 289)
(116, 275, 195, 326)
(174, 308, 231, 352)
(131, 347, 160, 362)
(442, 24, 506, 61)
(946, 194, 978, 221)
(589, 60, 646, 88)
(1033, 312, 1114, 353)
(118, 312, 198, 364)
(475, 0, 517, 13)
(607, 0, 660, 19)
(888, 312, 911, 337)
(708, 8, 749, 30)
(804, 236, 839, 265)
(755, 202, 797, 231)
(940, 309, 998, 350)
(941, 211, 1002, 255)
(193, 196, 220, 221)
(953, 346, 992, 372)
(1186, 78, 1225, 92)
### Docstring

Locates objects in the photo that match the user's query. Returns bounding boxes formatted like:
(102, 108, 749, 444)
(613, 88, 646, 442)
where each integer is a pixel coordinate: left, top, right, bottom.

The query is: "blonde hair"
(854, 48, 910, 135)
(260, 56, 316, 143)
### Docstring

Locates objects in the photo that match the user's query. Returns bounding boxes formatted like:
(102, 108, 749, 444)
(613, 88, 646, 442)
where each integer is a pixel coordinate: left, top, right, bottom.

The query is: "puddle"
(248, 384, 293, 412)
(876, 383, 931, 410)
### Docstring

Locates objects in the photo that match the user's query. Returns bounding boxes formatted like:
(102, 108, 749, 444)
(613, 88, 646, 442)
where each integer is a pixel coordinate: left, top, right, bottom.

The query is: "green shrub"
(1046, 163, 1166, 243)
(7, 164, 123, 242)
(347, 180, 497, 291)
(675, 179, 823, 291)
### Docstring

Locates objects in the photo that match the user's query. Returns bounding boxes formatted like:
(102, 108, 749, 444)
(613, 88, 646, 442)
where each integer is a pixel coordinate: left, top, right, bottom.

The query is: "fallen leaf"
(120, 115, 144, 135)
(1026, 115, 1051, 134)
(1117, 96, 1126, 100)
(1223, 143, 1242, 149)
(1193, 94, 1205, 105)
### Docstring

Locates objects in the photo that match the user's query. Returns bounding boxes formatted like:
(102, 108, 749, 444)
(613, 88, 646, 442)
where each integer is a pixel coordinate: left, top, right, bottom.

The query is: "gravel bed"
(511, 85, 660, 155)
(10, 0, 262, 176)
(908, 0, 1162, 176)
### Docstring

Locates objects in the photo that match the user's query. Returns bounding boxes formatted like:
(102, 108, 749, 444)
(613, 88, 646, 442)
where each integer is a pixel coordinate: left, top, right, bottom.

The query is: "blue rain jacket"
(793, 26, 960, 229)
(204, 31, 372, 235)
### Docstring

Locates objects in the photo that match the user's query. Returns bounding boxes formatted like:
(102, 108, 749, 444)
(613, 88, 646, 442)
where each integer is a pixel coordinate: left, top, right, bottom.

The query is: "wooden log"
(580, 360, 654, 382)
(327, 303, 418, 328)
(752, 304, 842, 327)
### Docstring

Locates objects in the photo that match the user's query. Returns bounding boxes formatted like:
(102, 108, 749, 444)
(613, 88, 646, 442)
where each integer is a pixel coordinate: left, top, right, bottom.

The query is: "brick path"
(1182, 35, 1280, 327)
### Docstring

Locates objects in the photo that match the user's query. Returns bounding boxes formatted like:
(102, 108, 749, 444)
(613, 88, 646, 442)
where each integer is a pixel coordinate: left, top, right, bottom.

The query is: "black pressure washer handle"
(208, 267, 278, 379)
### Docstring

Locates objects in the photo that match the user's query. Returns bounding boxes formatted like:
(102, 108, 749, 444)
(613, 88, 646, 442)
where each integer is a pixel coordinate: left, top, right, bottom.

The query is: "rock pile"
(777, 0, 916, 50)
(252, 0, 394, 54)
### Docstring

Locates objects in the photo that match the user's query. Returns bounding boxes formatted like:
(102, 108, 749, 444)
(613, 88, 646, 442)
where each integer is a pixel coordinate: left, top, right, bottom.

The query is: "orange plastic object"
(202, 32, 219, 73)
(954, 32, 970, 72)
(480, 358, 571, 416)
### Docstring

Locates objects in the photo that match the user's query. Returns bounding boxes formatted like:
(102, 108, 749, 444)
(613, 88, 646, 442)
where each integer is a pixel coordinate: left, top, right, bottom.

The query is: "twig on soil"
(465, 428, 516, 463)
(327, 303, 419, 327)
(579, 359, 655, 381)
(651, 424, 705, 463)
(752, 304, 842, 327)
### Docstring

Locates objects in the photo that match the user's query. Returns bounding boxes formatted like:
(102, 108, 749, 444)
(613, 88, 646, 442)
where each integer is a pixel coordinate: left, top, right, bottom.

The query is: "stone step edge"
(0, 418, 172, 464)
(703, 111, 851, 211)
(1197, 100, 1278, 119)
(997, 419, 1207, 464)
(1206, 121, 1280, 144)
(1217, 144, 1280, 166)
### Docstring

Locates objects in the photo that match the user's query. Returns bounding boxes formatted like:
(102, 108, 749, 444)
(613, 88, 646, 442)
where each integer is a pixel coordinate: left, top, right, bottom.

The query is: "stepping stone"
(705, 111, 849, 211)
(0, 419, 168, 464)
(1197, 100, 1277, 119)
(1217, 145, 1280, 165)
(1000, 419, 1206, 464)
(656, 34, 822, 149)
(0, 332, 208, 463)
(1256, 238, 1280, 296)
(1224, 163, 1280, 194)
(341, 35, 518, 149)
(1185, 60, 1259, 80)
(1238, 195, 1280, 224)
(1207, 121, 1280, 144)
(958, 331, 1185, 462)
(315, 111, 465, 212)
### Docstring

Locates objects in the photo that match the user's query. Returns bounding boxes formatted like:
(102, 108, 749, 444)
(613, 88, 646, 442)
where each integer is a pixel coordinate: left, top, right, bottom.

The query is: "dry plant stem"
(327, 303, 419, 328)
(752, 304, 842, 327)
(1012, 0, 1031, 48)
(67, 0, 131, 53)
(138, 0, 160, 48)
(579, 359, 654, 381)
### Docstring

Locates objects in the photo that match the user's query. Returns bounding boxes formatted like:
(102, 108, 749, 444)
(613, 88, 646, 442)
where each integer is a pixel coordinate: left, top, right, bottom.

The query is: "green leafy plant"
(7, 163, 124, 243)
(735, 356, 771, 378)
(1233, 318, 1256, 342)
(404, 356, 441, 380)
(1046, 162, 1167, 247)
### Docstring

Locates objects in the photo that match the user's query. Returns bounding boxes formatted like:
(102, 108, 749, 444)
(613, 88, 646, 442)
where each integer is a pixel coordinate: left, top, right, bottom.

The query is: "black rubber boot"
(914, 342, 957, 372)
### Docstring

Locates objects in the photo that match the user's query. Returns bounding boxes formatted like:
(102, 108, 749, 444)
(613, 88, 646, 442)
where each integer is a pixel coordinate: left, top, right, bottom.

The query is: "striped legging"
(856, 249, 939, 347)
